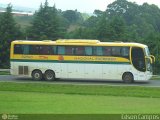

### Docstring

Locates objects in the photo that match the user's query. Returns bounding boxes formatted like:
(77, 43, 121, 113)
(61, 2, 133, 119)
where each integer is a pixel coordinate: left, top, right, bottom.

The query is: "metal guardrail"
(0, 69, 10, 72)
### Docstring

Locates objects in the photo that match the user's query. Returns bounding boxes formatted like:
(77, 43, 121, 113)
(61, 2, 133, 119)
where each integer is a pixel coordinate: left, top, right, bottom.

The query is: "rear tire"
(44, 70, 55, 81)
(122, 72, 134, 83)
(32, 70, 43, 81)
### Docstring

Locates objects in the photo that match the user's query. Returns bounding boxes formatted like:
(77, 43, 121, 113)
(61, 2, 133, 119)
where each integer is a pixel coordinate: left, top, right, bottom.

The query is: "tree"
(64, 0, 160, 73)
(107, 16, 127, 41)
(28, 0, 61, 40)
(62, 10, 83, 24)
(96, 13, 109, 41)
(0, 4, 22, 68)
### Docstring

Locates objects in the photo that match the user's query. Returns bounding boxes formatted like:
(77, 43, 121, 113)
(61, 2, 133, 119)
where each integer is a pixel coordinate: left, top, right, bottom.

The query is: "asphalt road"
(0, 75, 160, 87)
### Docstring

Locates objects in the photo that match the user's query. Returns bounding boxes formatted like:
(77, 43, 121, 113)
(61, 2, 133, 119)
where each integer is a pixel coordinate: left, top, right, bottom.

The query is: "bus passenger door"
(131, 47, 146, 80)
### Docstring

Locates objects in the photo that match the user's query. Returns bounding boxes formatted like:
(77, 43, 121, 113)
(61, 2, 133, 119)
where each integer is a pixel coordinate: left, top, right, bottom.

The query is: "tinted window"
(92, 46, 130, 58)
(75, 46, 85, 55)
(121, 47, 129, 58)
(58, 46, 92, 56)
(58, 46, 65, 55)
(85, 47, 92, 56)
(29, 45, 40, 55)
(93, 47, 103, 56)
(14, 44, 56, 55)
(65, 46, 74, 55)
(39, 46, 53, 55)
(23, 45, 29, 54)
(14, 45, 29, 54)
(103, 47, 112, 56)
(52, 46, 57, 55)
(131, 47, 145, 72)
(29, 45, 54, 55)
(14, 45, 23, 54)
(112, 47, 130, 58)
(112, 47, 121, 56)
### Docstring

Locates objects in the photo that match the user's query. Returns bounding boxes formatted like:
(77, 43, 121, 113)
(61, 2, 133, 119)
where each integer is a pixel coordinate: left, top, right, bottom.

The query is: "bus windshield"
(131, 47, 146, 72)
(145, 47, 153, 72)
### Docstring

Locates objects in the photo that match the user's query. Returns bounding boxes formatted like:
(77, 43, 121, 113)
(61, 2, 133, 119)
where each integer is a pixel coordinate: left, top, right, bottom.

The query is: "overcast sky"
(0, 0, 160, 13)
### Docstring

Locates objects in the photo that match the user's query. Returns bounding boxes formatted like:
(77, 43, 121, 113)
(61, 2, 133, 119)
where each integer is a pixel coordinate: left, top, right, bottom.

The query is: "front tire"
(122, 72, 134, 83)
(32, 70, 43, 81)
(44, 70, 55, 81)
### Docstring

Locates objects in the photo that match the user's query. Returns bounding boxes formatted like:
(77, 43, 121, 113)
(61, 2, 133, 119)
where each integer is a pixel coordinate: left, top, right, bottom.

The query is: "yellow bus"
(10, 39, 155, 83)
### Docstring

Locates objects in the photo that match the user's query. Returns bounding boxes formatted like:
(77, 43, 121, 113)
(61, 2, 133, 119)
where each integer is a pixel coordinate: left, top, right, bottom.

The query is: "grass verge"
(0, 82, 160, 98)
(0, 82, 160, 114)
(0, 91, 160, 114)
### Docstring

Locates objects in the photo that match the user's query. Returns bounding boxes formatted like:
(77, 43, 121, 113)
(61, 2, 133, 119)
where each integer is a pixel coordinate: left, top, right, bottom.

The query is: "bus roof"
(12, 39, 148, 48)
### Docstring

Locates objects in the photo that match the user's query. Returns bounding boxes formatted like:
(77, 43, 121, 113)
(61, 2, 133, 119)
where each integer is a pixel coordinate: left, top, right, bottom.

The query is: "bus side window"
(29, 45, 40, 55)
(112, 47, 121, 57)
(14, 44, 23, 54)
(52, 46, 57, 55)
(39, 45, 52, 55)
(103, 47, 111, 56)
(58, 46, 65, 55)
(93, 47, 103, 56)
(75, 46, 85, 56)
(121, 47, 129, 59)
(23, 45, 29, 55)
(65, 46, 74, 55)
(14, 45, 29, 55)
(85, 47, 92, 56)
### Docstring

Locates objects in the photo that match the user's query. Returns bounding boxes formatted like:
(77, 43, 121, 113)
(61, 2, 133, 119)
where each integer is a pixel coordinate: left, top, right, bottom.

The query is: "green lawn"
(0, 71, 10, 75)
(0, 91, 160, 114)
(0, 82, 160, 114)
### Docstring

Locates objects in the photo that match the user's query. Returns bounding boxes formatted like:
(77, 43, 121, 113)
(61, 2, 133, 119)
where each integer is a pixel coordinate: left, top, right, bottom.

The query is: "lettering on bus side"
(74, 56, 117, 61)
(21, 55, 33, 59)
(95, 57, 116, 61)
(39, 56, 48, 59)
(74, 57, 94, 61)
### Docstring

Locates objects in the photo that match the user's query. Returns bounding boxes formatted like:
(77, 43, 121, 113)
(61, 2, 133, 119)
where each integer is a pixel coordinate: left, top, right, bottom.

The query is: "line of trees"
(0, 4, 22, 67)
(0, 0, 160, 74)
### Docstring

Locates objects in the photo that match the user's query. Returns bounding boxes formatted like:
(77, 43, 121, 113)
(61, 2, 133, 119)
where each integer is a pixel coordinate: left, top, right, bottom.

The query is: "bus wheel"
(32, 70, 43, 81)
(122, 72, 134, 83)
(44, 70, 55, 81)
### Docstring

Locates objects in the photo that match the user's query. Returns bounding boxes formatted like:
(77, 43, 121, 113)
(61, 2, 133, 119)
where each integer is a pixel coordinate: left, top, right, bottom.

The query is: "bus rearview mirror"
(150, 55, 155, 63)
